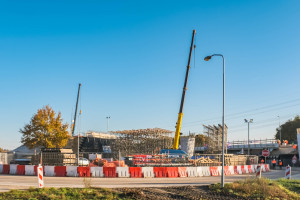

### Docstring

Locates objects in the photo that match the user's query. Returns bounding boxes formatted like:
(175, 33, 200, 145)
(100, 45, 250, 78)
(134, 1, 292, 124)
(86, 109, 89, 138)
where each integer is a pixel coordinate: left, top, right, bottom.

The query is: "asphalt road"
(0, 168, 299, 193)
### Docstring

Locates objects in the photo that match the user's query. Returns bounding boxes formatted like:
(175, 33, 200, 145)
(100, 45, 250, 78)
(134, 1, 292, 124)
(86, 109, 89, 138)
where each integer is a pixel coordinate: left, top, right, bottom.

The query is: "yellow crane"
(173, 30, 196, 150)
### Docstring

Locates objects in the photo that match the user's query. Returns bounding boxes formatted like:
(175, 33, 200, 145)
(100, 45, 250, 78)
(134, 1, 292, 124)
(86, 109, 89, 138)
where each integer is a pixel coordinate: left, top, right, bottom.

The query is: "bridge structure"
(195, 139, 279, 154)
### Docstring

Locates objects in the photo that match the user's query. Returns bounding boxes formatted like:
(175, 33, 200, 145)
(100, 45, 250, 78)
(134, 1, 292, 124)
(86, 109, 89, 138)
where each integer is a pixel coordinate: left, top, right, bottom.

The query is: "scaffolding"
(203, 124, 228, 154)
(111, 128, 173, 159)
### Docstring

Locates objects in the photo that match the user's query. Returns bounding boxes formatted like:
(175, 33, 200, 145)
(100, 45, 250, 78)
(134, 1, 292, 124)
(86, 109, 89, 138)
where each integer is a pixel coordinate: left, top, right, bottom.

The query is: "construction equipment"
(173, 30, 196, 149)
(72, 83, 81, 136)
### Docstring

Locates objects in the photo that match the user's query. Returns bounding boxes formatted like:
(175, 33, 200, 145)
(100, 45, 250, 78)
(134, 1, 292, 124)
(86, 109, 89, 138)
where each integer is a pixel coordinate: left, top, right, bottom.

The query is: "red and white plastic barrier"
(285, 165, 291, 179)
(37, 165, 44, 188)
(0, 164, 270, 178)
(256, 165, 262, 178)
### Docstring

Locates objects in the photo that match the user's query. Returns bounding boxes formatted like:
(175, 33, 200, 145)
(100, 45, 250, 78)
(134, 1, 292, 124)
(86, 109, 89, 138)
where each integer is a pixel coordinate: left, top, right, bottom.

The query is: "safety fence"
(0, 164, 269, 178)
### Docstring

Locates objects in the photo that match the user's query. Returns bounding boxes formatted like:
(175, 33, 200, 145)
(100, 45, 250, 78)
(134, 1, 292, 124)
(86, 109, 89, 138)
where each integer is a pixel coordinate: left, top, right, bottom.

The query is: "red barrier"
(34, 165, 38, 176)
(54, 166, 66, 177)
(103, 167, 116, 177)
(241, 165, 246, 174)
(248, 165, 252, 173)
(166, 167, 179, 178)
(129, 167, 142, 178)
(224, 166, 231, 175)
(153, 167, 167, 177)
(178, 167, 187, 177)
(210, 167, 219, 176)
(265, 164, 270, 172)
(77, 167, 90, 177)
(17, 165, 25, 175)
(3, 164, 10, 174)
(234, 166, 238, 174)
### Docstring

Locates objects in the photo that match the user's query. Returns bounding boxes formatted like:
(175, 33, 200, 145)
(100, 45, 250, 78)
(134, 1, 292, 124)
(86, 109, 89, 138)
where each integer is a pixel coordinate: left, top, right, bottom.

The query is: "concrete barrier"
(9, 164, 18, 175)
(25, 165, 35, 175)
(236, 165, 242, 174)
(228, 166, 234, 175)
(66, 166, 78, 177)
(244, 165, 249, 173)
(116, 167, 130, 177)
(142, 167, 154, 178)
(186, 167, 197, 177)
(90, 167, 104, 177)
(45, 166, 55, 176)
(261, 164, 266, 172)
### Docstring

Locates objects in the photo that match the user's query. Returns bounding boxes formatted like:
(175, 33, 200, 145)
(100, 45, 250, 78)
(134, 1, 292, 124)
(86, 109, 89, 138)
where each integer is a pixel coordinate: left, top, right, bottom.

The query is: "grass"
(0, 187, 132, 200)
(210, 177, 300, 200)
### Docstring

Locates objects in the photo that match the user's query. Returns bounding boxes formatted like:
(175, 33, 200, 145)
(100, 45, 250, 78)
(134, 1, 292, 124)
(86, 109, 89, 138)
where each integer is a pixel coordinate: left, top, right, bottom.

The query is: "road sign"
(292, 155, 297, 164)
(262, 150, 270, 157)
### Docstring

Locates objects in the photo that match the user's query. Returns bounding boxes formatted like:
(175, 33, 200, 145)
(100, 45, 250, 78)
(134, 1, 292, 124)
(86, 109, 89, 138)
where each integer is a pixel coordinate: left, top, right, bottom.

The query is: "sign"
(292, 155, 297, 164)
(262, 149, 270, 157)
(102, 146, 111, 153)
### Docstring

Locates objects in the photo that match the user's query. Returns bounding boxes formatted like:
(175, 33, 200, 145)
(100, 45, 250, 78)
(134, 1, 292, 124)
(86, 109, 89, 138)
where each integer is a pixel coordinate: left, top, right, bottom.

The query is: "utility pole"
(244, 119, 253, 155)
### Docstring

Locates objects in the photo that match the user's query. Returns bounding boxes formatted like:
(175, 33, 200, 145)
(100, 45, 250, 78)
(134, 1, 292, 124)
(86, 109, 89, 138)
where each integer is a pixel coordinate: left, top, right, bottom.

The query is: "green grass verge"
(210, 178, 300, 200)
(0, 187, 132, 200)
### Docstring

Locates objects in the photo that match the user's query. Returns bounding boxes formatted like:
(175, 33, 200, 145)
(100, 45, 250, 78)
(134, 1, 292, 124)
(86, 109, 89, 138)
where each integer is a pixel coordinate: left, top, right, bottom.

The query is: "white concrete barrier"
(116, 167, 130, 177)
(217, 166, 222, 176)
(142, 167, 154, 178)
(250, 165, 255, 173)
(244, 165, 249, 173)
(196, 167, 203, 177)
(45, 166, 55, 176)
(25, 165, 35, 175)
(90, 167, 104, 177)
(186, 167, 197, 177)
(66, 166, 78, 177)
(9, 164, 18, 175)
(201, 166, 211, 176)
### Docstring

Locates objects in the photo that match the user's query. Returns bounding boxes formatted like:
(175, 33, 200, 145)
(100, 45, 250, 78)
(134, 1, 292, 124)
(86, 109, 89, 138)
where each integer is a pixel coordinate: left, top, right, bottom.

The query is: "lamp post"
(277, 116, 281, 143)
(244, 119, 253, 155)
(204, 54, 225, 187)
(106, 116, 110, 132)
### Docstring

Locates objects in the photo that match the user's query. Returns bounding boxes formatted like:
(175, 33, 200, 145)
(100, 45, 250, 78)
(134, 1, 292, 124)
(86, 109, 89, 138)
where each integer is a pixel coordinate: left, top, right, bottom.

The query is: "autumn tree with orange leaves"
(20, 105, 70, 149)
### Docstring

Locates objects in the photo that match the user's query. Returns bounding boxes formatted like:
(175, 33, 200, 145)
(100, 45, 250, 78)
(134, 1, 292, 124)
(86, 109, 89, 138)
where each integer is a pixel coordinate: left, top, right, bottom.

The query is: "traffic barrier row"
(0, 164, 269, 178)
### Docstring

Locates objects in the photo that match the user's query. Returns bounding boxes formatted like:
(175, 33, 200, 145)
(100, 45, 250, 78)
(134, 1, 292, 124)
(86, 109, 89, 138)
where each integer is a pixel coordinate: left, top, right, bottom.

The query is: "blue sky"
(1, 1, 300, 150)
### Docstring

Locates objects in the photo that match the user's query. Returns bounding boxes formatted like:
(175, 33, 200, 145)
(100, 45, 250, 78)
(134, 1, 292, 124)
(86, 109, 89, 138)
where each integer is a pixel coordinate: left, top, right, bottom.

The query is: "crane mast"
(173, 30, 196, 149)
(72, 83, 81, 136)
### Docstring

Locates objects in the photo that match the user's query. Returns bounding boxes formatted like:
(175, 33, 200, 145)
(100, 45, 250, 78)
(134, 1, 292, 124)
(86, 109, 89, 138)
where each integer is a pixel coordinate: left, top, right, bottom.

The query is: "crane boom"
(173, 30, 196, 149)
(72, 83, 81, 136)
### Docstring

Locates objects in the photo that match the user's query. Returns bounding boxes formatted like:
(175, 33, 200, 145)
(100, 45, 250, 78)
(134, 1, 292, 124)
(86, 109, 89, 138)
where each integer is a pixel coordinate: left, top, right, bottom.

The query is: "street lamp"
(244, 119, 253, 155)
(204, 54, 225, 187)
(106, 116, 111, 132)
(277, 116, 281, 143)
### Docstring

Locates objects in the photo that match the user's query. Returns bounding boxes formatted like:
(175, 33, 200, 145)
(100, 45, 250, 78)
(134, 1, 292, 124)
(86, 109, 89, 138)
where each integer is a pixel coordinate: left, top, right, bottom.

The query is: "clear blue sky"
(1, 0, 300, 150)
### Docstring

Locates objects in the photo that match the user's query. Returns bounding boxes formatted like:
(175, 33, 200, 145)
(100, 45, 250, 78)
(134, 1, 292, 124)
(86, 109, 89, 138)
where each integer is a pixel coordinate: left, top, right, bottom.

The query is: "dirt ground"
(115, 186, 247, 200)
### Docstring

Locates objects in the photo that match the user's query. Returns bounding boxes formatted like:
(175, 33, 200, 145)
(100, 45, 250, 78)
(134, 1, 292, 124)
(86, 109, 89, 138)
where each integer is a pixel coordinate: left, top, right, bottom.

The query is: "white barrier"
(25, 165, 35, 175)
(45, 166, 55, 176)
(186, 167, 197, 177)
(244, 165, 249, 173)
(9, 164, 18, 175)
(236, 165, 242, 174)
(0, 164, 3, 174)
(217, 166, 222, 176)
(116, 167, 130, 177)
(261, 164, 266, 172)
(228, 166, 234, 175)
(250, 165, 255, 173)
(66, 166, 78, 177)
(196, 167, 203, 177)
(201, 166, 211, 176)
(90, 167, 104, 177)
(142, 167, 154, 178)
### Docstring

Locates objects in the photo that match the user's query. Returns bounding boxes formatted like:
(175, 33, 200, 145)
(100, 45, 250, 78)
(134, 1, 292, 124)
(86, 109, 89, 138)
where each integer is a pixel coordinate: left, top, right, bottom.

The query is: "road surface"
(0, 168, 299, 192)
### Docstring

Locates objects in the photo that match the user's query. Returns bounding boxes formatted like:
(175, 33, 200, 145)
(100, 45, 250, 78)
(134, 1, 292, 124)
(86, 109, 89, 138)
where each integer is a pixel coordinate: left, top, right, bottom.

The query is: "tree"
(195, 134, 209, 146)
(0, 147, 8, 152)
(275, 115, 300, 143)
(20, 105, 70, 149)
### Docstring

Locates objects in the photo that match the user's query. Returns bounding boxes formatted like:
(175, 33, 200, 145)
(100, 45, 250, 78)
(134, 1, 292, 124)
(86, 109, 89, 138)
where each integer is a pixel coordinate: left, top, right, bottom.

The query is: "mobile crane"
(164, 30, 196, 153)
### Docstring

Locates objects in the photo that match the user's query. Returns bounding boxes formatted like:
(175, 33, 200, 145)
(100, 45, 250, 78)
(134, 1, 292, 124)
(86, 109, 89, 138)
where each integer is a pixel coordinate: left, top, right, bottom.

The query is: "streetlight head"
(244, 119, 248, 123)
(204, 56, 212, 61)
(250, 119, 253, 123)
